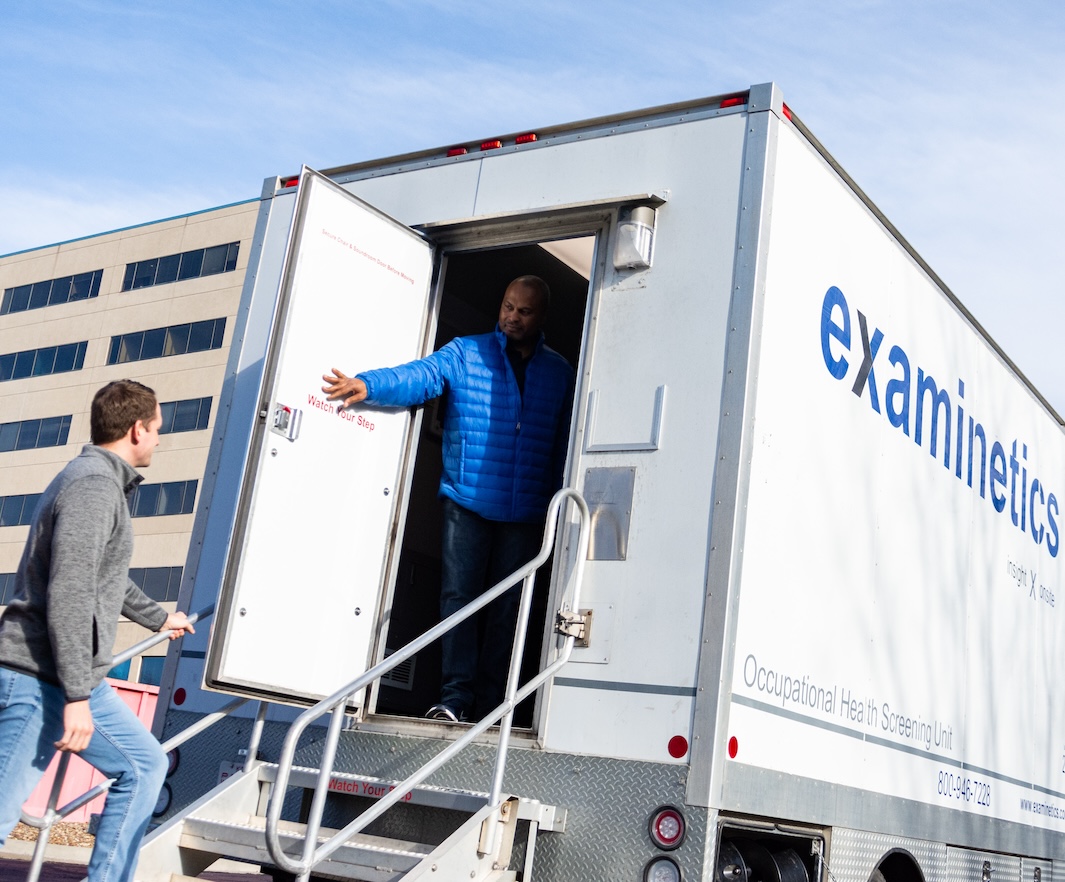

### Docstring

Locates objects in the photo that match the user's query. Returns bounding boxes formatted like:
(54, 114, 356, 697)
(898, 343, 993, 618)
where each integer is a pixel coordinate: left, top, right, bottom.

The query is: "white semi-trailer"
(140, 83, 1065, 882)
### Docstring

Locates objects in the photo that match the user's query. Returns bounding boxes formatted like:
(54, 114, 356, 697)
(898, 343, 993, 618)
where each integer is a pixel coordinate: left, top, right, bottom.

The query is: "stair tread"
(273, 764, 491, 798)
(183, 815, 434, 858)
(253, 764, 494, 816)
(269, 765, 551, 810)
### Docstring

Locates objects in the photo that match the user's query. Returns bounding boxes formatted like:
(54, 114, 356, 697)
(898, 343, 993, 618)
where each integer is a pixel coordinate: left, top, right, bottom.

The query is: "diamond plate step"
(180, 815, 432, 882)
(263, 764, 491, 814)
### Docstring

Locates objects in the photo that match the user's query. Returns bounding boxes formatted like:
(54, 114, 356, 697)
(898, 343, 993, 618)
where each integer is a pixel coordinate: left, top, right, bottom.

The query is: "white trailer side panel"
(471, 118, 747, 762)
(725, 119, 1065, 833)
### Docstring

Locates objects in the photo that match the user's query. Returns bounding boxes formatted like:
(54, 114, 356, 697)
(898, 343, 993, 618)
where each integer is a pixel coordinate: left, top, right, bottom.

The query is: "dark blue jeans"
(438, 499, 542, 719)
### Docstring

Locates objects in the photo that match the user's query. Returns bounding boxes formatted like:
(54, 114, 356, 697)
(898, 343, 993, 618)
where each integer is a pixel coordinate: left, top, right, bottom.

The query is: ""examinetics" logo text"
(819, 285, 1060, 559)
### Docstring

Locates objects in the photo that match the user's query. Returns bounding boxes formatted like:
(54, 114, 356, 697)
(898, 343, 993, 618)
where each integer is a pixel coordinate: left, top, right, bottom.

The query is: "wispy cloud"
(3, 0, 1063, 405)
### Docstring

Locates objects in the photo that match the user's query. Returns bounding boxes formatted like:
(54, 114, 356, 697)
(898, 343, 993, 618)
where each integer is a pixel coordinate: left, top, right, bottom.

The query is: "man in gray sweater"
(0, 379, 194, 882)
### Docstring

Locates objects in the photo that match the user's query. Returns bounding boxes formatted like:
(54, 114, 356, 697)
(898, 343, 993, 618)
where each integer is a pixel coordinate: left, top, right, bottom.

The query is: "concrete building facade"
(0, 199, 259, 684)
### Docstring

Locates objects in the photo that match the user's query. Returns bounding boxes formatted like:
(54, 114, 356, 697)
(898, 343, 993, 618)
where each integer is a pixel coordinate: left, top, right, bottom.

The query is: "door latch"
(555, 609, 592, 646)
(271, 403, 302, 441)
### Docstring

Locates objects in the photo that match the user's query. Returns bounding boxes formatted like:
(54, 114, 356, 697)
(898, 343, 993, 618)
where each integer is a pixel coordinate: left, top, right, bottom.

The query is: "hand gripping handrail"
(18, 604, 216, 882)
(265, 488, 590, 878)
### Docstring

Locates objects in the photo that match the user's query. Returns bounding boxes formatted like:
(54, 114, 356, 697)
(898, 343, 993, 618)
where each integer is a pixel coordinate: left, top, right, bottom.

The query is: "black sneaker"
(425, 704, 460, 723)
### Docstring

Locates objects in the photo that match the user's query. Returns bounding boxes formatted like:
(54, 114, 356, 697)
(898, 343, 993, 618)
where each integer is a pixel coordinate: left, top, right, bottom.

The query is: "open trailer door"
(204, 168, 435, 706)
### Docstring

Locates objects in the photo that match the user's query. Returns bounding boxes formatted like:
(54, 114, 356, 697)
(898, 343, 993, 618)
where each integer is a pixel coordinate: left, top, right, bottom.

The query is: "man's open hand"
(322, 368, 368, 408)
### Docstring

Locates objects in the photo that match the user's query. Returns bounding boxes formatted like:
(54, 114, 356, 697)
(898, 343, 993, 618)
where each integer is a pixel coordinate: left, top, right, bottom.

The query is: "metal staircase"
(131, 488, 589, 882)
(138, 762, 566, 882)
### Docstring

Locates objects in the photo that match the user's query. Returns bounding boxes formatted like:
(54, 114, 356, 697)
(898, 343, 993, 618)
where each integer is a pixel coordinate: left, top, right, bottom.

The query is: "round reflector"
(649, 805, 686, 850)
(644, 855, 683, 882)
(668, 735, 689, 758)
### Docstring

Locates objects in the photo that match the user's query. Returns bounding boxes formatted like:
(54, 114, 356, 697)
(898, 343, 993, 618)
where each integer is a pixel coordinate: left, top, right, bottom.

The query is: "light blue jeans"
(0, 667, 167, 882)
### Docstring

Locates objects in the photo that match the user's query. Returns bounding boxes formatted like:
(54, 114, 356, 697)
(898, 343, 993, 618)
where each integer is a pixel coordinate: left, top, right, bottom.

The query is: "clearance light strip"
(285, 94, 759, 190)
(445, 132, 538, 156)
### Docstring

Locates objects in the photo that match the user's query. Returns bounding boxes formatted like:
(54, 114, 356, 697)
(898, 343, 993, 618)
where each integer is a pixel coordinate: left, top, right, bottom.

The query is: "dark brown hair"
(91, 380, 158, 444)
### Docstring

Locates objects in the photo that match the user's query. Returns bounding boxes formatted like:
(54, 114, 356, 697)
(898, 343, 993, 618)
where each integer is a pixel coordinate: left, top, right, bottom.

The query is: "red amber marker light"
(728, 736, 739, 758)
(480, 139, 503, 151)
(281, 177, 299, 188)
(668, 735, 689, 759)
(782, 103, 793, 121)
(446, 147, 468, 157)
(515, 132, 538, 144)
(720, 96, 746, 108)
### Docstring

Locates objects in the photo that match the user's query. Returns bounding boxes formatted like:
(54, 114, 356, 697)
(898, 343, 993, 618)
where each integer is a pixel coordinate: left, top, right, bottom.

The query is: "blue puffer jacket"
(358, 327, 573, 523)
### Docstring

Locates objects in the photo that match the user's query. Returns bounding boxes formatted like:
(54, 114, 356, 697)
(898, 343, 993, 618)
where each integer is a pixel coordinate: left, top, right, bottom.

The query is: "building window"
(128, 565, 183, 602)
(128, 480, 198, 518)
(1, 270, 103, 316)
(122, 243, 239, 291)
(0, 494, 42, 527)
(0, 572, 16, 604)
(0, 341, 87, 382)
(160, 397, 212, 434)
(138, 657, 166, 686)
(0, 415, 73, 452)
(107, 318, 226, 365)
(107, 659, 132, 680)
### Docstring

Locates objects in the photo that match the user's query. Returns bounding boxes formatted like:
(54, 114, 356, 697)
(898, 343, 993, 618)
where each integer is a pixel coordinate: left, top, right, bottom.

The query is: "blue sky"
(2, 0, 1063, 408)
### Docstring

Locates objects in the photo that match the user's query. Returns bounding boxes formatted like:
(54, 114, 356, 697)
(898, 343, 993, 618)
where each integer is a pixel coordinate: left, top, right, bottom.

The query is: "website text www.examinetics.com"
(1020, 798, 1065, 820)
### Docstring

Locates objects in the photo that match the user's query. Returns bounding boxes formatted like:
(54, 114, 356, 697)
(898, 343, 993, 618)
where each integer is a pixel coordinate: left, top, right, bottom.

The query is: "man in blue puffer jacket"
(322, 276, 573, 722)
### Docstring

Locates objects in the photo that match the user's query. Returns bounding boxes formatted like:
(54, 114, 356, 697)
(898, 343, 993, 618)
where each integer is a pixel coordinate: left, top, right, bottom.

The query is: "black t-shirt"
(506, 344, 531, 398)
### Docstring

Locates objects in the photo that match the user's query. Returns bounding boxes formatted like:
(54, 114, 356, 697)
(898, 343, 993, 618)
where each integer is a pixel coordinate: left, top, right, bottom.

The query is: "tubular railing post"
(25, 823, 52, 882)
(484, 488, 588, 856)
(299, 703, 348, 880)
(491, 567, 539, 802)
(480, 567, 538, 858)
(245, 701, 268, 772)
(24, 751, 70, 882)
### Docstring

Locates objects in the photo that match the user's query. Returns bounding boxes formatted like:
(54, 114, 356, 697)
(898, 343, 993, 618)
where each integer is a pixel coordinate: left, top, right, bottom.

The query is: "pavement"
(0, 841, 270, 882)
(0, 849, 90, 882)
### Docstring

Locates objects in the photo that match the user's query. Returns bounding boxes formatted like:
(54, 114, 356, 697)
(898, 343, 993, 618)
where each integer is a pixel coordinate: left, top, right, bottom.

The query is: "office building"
(0, 199, 258, 684)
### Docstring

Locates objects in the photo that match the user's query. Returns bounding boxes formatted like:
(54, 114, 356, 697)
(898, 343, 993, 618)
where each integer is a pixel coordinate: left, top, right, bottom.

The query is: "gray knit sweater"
(0, 445, 168, 701)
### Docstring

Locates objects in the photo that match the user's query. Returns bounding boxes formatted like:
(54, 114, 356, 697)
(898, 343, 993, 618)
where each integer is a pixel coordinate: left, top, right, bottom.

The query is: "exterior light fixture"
(613, 204, 657, 270)
(648, 805, 686, 850)
(643, 855, 682, 882)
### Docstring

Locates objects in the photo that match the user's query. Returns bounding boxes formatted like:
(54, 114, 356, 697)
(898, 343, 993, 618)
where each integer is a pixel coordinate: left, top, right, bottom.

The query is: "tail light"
(649, 805, 686, 850)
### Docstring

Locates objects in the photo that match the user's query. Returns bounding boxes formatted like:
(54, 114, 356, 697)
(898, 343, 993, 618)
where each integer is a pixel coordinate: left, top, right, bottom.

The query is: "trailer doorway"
(372, 237, 593, 728)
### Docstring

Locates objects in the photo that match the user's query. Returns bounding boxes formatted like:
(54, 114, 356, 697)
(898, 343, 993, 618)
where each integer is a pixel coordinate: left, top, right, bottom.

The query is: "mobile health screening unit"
(139, 83, 1065, 882)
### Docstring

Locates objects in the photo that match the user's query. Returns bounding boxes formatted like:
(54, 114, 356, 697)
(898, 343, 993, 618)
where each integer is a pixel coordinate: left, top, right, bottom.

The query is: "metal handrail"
(18, 604, 216, 882)
(265, 487, 590, 878)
